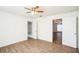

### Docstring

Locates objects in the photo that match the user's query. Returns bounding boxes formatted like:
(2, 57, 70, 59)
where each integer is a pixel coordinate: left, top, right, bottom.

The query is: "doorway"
(27, 21, 32, 39)
(53, 19, 62, 44)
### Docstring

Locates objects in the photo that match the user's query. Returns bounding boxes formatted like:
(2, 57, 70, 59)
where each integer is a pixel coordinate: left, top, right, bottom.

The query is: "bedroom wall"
(38, 16, 52, 42)
(0, 11, 27, 47)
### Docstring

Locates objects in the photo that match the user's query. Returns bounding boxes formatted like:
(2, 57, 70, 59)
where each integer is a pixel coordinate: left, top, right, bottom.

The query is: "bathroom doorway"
(53, 19, 62, 44)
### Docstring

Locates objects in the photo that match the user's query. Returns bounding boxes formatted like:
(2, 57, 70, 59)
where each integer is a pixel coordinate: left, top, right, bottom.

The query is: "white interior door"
(62, 16, 77, 48)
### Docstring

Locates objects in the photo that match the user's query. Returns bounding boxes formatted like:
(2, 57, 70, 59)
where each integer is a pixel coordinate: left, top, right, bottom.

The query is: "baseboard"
(0, 37, 28, 48)
(62, 42, 77, 48)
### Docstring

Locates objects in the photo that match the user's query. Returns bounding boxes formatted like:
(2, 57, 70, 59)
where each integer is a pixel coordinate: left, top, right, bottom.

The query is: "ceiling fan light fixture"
(31, 11, 38, 15)
(31, 11, 34, 15)
(25, 6, 44, 15)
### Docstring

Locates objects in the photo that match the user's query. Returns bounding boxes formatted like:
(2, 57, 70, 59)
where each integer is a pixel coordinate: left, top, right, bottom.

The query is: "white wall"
(38, 16, 52, 42)
(62, 16, 76, 48)
(0, 11, 27, 47)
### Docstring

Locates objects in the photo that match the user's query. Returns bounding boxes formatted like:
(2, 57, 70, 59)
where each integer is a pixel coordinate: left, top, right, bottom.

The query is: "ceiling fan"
(24, 6, 44, 14)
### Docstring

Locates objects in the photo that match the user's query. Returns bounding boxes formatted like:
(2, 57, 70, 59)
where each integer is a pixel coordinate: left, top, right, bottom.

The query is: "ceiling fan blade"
(24, 7, 31, 10)
(37, 11, 44, 13)
(26, 12, 31, 13)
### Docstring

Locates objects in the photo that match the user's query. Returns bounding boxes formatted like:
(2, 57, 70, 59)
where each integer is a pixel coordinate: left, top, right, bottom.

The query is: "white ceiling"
(0, 6, 79, 17)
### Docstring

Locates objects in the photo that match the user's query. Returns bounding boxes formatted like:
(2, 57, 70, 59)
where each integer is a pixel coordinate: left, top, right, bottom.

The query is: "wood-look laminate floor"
(0, 39, 78, 53)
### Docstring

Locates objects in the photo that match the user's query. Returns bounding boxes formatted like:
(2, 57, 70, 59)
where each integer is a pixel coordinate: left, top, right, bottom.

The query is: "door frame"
(52, 19, 62, 44)
(76, 16, 78, 50)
